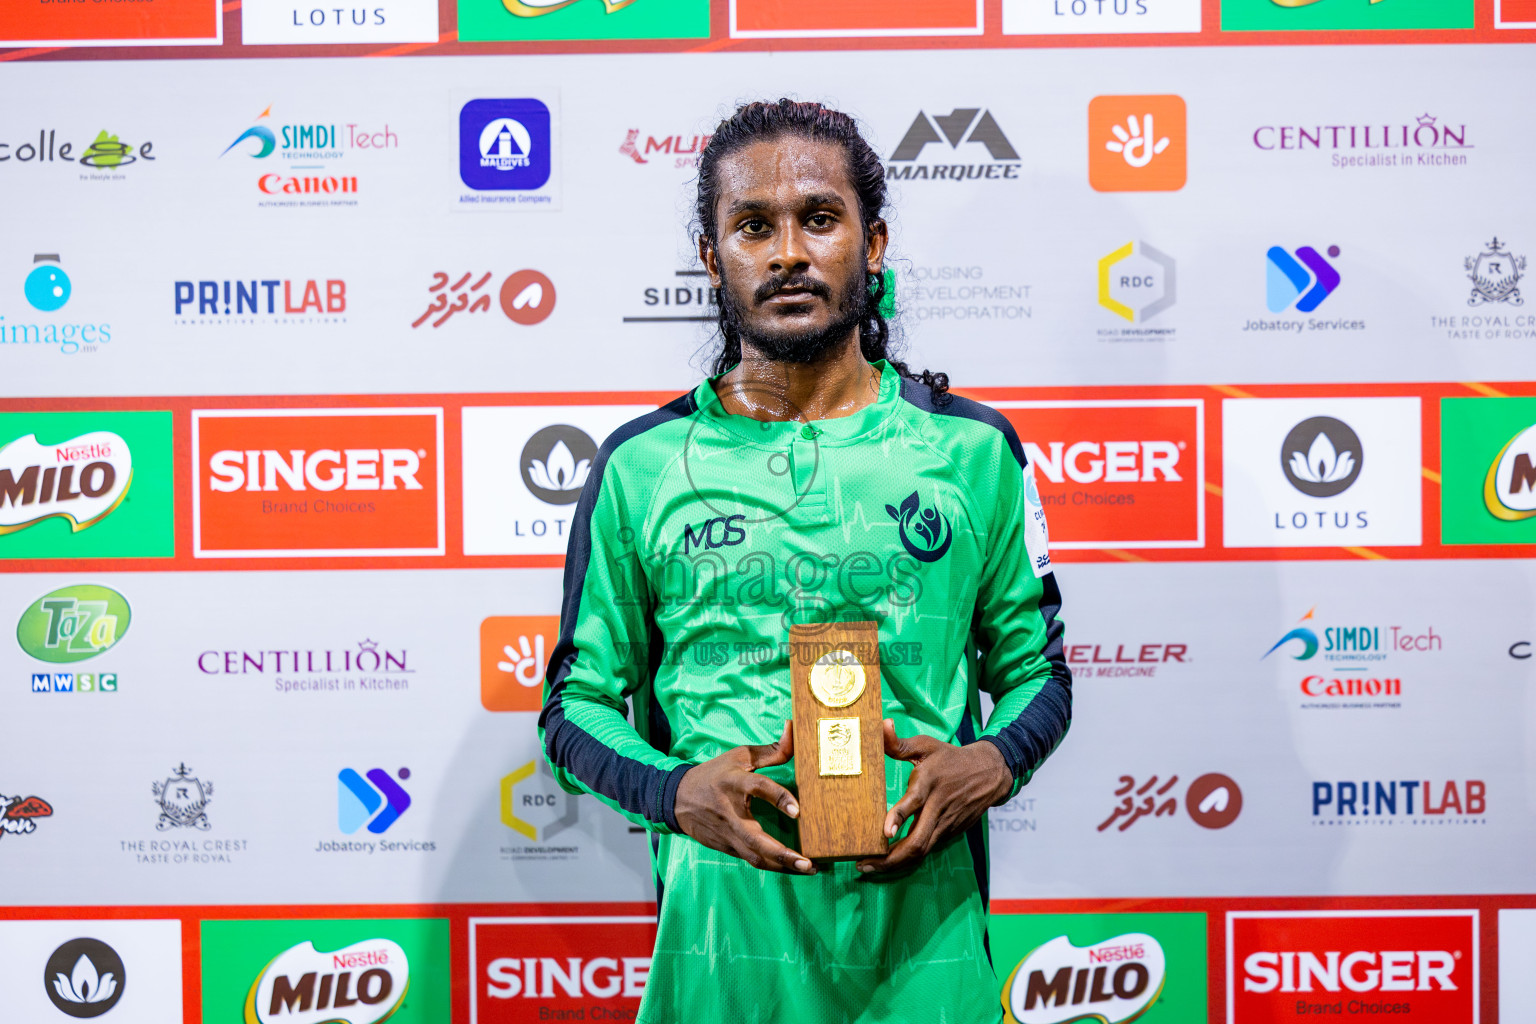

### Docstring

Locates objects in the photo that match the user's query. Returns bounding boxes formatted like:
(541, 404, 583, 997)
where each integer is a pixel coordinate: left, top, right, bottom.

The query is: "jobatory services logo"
(20, 583, 130, 696)
(172, 276, 347, 325)
(44, 937, 126, 1018)
(332, 767, 435, 854)
(0, 791, 53, 840)
(481, 616, 560, 712)
(1227, 911, 1476, 1023)
(470, 916, 654, 1023)
(3, 254, 114, 356)
(202, 920, 447, 1024)
(192, 408, 445, 558)
(992, 400, 1203, 548)
(1439, 397, 1536, 545)
(1098, 772, 1242, 832)
(411, 270, 555, 329)
(730, 0, 981, 36)
(0, 411, 174, 559)
(1250, 113, 1472, 169)
(0, 129, 157, 178)
(1261, 604, 1441, 710)
(1222, 398, 1422, 548)
(241, 0, 439, 44)
(1223, 0, 1472, 30)
(221, 105, 397, 208)
(1311, 778, 1486, 825)
(460, 0, 708, 41)
(1247, 245, 1362, 335)
(1088, 96, 1186, 192)
(618, 128, 711, 168)
(993, 912, 1206, 1024)
(885, 108, 1021, 181)
(458, 99, 560, 206)
(1097, 241, 1176, 340)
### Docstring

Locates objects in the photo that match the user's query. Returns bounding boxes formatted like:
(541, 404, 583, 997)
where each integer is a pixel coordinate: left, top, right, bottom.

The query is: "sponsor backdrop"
(1, 4, 1533, 1023)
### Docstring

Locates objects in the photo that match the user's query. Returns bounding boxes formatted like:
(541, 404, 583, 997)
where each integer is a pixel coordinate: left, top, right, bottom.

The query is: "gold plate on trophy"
(808, 648, 865, 708)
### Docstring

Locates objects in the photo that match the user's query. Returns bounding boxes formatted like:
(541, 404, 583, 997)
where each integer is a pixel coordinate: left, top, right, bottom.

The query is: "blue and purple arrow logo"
(338, 767, 412, 834)
(1266, 245, 1341, 313)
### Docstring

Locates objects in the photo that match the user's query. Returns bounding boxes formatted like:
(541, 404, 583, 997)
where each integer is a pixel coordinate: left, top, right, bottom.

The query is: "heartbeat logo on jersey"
(886, 491, 953, 562)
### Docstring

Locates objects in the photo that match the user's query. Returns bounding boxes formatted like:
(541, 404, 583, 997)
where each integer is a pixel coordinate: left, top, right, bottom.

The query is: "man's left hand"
(856, 719, 1013, 875)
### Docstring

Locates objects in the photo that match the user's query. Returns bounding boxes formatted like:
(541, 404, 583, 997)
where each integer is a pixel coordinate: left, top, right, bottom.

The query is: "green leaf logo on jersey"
(886, 491, 953, 563)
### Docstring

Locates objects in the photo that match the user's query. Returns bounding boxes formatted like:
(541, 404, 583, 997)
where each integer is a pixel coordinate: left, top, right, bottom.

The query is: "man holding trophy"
(539, 99, 1072, 1023)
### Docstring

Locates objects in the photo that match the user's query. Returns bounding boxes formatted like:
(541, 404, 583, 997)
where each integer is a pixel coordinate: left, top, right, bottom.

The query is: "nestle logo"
(333, 949, 390, 969)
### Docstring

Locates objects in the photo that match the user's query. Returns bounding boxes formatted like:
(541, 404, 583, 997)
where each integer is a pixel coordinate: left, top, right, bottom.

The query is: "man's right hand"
(673, 720, 816, 875)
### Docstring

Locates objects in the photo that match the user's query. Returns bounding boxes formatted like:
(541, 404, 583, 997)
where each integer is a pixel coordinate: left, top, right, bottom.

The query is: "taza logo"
(17, 584, 130, 663)
(153, 763, 213, 831)
(0, 430, 131, 535)
(1280, 416, 1362, 497)
(45, 937, 125, 1018)
(245, 939, 408, 1024)
(1003, 933, 1165, 1024)
(886, 490, 953, 562)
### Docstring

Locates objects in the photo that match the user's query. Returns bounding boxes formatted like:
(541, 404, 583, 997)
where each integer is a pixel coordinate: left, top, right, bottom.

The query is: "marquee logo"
(0, 430, 131, 536)
(886, 108, 1021, 181)
(17, 584, 131, 664)
(1003, 933, 1165, 1024)
(339, 768, 412, 834)
(470, 916, 654, 1022)
(1088, 95, 1186, 192)
(1267, 245, 1340, 312)
(245, 939, 408, 1024)
(193, 408, 444, 558)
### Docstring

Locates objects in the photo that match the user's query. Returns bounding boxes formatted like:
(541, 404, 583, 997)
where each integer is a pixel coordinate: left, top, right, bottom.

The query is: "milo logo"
(1004, 933, 1166, 1024)
(0, 430, 132, 535)
(245, 939, 408, 1024)
(1485, 422, 1536, 521)
(17, 585, 131, 663)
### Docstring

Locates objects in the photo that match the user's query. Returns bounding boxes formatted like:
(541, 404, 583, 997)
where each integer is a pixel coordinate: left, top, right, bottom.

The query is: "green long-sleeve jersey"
(538, 358, 1072, 1024)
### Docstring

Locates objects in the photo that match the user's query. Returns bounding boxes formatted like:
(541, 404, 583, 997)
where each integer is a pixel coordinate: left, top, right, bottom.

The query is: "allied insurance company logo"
(885, 107, 1021, 181)
(1003, 932, 1167, 1024)
(470, 916, 654, 1023)
(482, 616, 560, 712)
(221, 104, 398, 200)
(339, 767, 412, 834)
(411, 269, 556, 329)
(0, 427, 131, 536)
(19, 584, 130, 696)
(246, 938, 410, 1024)
(3, 254, 112, 356)
(459, 98, 553, 197)
(191, 408, 445, 558)
(1088, 95, 1186, 192)
(1227, 911, 1476, 1023)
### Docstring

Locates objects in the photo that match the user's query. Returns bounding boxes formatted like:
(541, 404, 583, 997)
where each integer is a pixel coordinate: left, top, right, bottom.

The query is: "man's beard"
(719, 265, 867, 365)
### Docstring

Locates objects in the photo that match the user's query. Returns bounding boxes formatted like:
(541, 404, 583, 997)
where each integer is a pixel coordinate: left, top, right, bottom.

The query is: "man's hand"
(857, 719, 1014, 876)
(674, 720, 817, 875)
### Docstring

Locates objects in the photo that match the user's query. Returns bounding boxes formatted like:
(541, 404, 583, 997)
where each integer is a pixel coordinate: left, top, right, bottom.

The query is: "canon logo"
(485, 956, 650, 1000)
(1243, 950, 1457, 994)
(1022, 441, 1182, 484)
(208, 449, 421, 492)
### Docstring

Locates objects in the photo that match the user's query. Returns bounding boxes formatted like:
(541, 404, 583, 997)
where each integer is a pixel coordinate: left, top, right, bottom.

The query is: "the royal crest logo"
(0, 431, 132, 536)
(1004, 933, 1167, 1024)
(153, 762, 213, 831)
(886, 490, 953, 562)
(1465, 237, 1525, 306)
(244, 938, 409, 1024)
(0, 792, 53, 839)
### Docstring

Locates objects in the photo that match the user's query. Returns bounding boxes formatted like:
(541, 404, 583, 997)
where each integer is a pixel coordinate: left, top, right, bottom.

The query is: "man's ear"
(699, 234, 721, 287)
(866, 218, 889, 274)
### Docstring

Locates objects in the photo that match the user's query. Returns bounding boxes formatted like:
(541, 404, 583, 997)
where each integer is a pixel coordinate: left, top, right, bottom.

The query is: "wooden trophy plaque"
(788, 620, 887, 861)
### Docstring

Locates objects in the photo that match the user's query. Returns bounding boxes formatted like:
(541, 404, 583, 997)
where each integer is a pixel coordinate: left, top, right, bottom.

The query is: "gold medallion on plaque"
(808, 648, 866, 708)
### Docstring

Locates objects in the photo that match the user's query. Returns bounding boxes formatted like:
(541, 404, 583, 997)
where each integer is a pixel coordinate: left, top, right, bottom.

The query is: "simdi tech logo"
(469, 916, 654, 1024)
(481, 616, 560, 711)
(993, 911, 1206, 1024)
(221, 105, 397, 206)
(0, 411, 174, 559)
(460, 0, 708, 41)
(201, 919, 448, 1024)
(1222, 0, 1472, 31)
(1226, 911, 1476, 1022)
(3, 254, 114, 356)
(1088, 96, 1186, 192)
(192, 408, 445, 558)
(1441, 397, 1536, 545)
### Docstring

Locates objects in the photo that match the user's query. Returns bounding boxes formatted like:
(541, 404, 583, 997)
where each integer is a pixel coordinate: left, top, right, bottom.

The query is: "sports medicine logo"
(886, 108, 1021, 181)
(459, 99, 555, 204)
(470, 916, 654, 1023)
(482, 616, 560, 712)
(45, 937, 125, 1018)
(1088, 96, 1186, 192)
(3, 254, 113, 356)
(618, 128, 711, 168)
(246, 938, 409, 1024)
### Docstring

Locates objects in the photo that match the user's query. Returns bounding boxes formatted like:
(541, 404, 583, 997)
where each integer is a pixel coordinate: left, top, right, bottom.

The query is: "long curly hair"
(695, 99, 950, 405)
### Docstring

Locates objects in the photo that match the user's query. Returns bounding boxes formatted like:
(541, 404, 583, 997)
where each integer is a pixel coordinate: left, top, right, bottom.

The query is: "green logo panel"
(1441, 396, 1536, 545)
(990, 911, 1206, 1024)
(0, 411, 174, 559)
(459, 0, 710, 42)
(201, 918, 449, 1024)
(1221, 0, 1472, 31)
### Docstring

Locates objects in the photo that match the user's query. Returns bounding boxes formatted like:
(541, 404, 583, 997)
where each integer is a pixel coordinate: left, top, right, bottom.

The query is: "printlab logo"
(1311, 778, 1486, 825)
(501, 760, 579, 847)
(1088, 95, 1187, 192)
(247, 939, 409, 1024)
(1003, 933, 1165, 1024)
(45, 937, 125, 1018)
(459, 99, 552, 192)
(153, 763, 213, 831)
(0, 429, 131, 536)
(1280, 416, 1362, 497)
(522, 425, 594, 504)
(481, 615, 560, 712)
(173, 277, 347, 325)
(1098, 771, 1241, 831)
(411, 269, 555, 328)
(885, 108, 1021, 181)
(1465, 237, 1525, 306)
(338, 767, 411, 834)
(0, 791, 53, 840)
(619, 128, 711, 168)
(4, 254, 112, 356)
(1266, 245, 1340, 312)
(1098, 241, 1176, 324)
(886, 490, 953, 562)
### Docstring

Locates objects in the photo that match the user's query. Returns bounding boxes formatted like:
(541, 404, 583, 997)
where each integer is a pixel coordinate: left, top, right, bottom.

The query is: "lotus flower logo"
(44, 938, 125, 1018)
(1280, 417, 1363, 498)
(529, 440, 588, 491)
(520, 425, 597, 505)
(885, 490, 953, 563)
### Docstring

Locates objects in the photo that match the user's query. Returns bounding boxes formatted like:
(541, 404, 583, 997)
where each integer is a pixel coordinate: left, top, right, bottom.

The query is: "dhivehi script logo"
(0, 431, 132, 535)
(1484, 422, 1536, 521)
(244, 939, 408, 1024)
(1004, 933, 1166, 1024)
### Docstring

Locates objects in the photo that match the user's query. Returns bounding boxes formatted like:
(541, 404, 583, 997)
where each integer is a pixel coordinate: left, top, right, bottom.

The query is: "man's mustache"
(753, 272, 832, 305)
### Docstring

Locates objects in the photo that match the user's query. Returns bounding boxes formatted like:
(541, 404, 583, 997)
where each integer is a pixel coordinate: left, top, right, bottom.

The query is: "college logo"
(45, 937, 126, 1018)
(481, 616, 560, 712)
(1227, 911, 1476, 1022)
(192, 408, 444, 558)
(246, 938, 409, 1024)
(501, 760, 578, 841)
(470, 916, 654, 1023)
(1088, 96, 1186, 192)
(1003, 933, 1165, 1024)
(153, 763, 213, 831)
(1465, 237, 1524, 306)
(1098, 241, 1176, 330)
(1280, 416, 1362, 497)
(0, 792, 53, 839)
(412, 270, 555, 329)
(0, 130, 156, 171)
(994, 400, 1203, 549)
(1267, 245, 1340, 313)
(886, 108, 1021, 181)
(460, 99, 551, 191)
(886, 490, 953, 562)
(18, 584, 130, 665)
(1098, 772, 1241, 831)
(338, 768, 412, 834)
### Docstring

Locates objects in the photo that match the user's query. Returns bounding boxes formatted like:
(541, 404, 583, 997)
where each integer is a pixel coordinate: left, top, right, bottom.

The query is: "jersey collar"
(693, 357, 901, 447)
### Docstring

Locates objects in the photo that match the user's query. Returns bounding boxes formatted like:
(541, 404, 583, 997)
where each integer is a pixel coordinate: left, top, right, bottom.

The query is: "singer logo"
(246, 939, 408, 1024)
(1227, 911, 1477, 1022)
(990, 400, 1204, 549)
(469, 917, 655, 1024)
(192, 408, 444, 558)
(481, 616, 560, 712)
